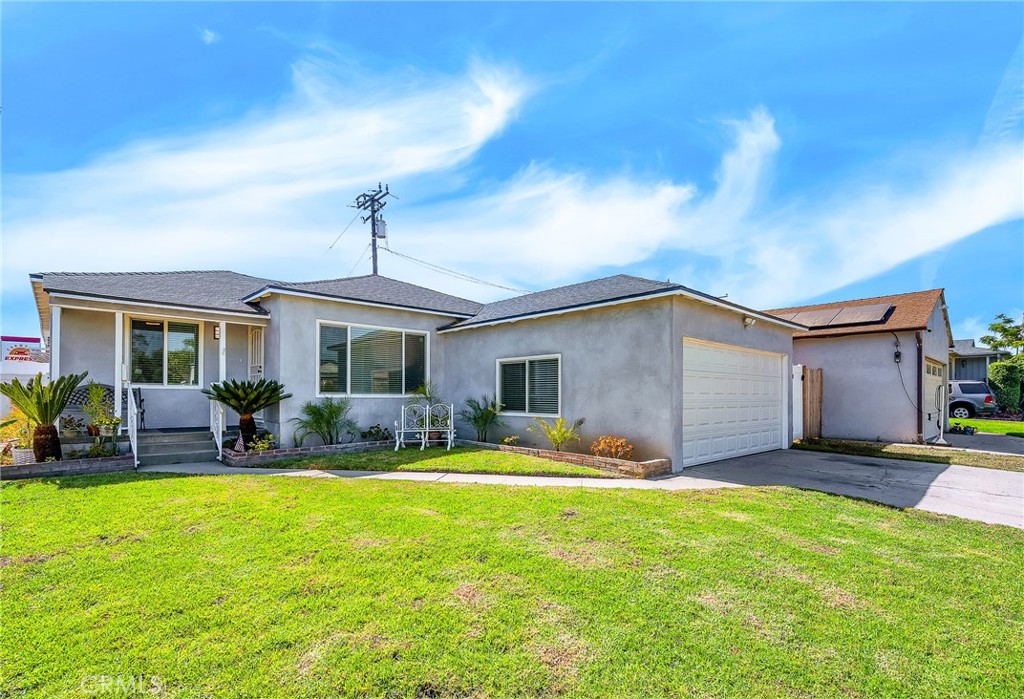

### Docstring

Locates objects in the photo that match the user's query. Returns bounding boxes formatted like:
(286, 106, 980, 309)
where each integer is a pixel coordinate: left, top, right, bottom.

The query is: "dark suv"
(948, 380, 997, 419)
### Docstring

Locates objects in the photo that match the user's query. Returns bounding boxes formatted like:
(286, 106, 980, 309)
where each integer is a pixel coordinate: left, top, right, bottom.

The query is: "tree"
(202, 378, 292, 449)
(0, 372, 88, 462)
(980, 313, 1024, 356)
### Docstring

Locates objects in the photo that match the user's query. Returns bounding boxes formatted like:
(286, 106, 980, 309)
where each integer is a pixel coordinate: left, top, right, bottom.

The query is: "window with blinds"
(498, 356, 560, 415)
(130, 319, 200, 386)
(317, 323, 427, 395)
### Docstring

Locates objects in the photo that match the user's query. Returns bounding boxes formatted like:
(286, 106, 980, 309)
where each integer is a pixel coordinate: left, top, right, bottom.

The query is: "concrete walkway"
(139, 449, 1024, 529)
(945, 431, 1024, 455)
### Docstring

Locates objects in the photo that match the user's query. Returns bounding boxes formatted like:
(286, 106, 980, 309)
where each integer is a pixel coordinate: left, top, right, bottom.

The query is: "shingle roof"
(37, 271, 276, 315)
(764, 289, 945, 339)
(251, 275, 483, 317)
(447, 275, 683, 329)
(951, 339, 1010, 358)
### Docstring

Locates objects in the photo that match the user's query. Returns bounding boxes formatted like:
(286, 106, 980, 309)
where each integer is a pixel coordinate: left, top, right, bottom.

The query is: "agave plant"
(202, 378, 292, 449)
(527, 416, 585, 452)
(0, 371, 88, 462)
(290, 397, 358, 447)
(457, 395, 506, 442)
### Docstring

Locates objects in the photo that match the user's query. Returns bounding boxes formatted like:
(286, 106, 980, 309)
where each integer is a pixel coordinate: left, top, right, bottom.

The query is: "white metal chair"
(395, 404, 427, 451)
(427, 403, 455, 451)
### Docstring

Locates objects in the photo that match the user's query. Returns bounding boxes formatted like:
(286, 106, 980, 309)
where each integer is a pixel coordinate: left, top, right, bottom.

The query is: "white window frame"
(316, 319, 430, 398)
(126, 315, 204, 390)
(495, 353, 561, 417)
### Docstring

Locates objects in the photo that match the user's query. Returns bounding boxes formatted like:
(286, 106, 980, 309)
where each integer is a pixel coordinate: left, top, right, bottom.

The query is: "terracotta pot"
(87, 425, 100, 437)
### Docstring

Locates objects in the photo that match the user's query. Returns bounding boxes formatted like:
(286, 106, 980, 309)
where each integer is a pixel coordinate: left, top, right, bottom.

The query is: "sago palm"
(0, 371, 88, 462)
(202, 378, 292, 449)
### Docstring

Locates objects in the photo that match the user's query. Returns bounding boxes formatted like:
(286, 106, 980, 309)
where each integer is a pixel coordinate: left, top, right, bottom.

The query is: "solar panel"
(791, 309, 843, 327)
(829, 303, 893, 326)
(772, 312, 799, 322)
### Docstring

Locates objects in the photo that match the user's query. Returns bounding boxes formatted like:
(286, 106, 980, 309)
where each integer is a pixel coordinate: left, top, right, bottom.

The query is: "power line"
(347, 243, 372, 278)
(321, 211, 362, 258)
(382, 247, 528, 294)
(351, 183, 394, 275)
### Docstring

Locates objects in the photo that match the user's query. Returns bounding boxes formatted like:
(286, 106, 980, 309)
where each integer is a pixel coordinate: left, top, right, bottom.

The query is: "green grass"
(954, 418, 1024, 437)
(2, 474, 1022, 698)
(262, 446, 616, 479)
(794, 438, 1024, 473)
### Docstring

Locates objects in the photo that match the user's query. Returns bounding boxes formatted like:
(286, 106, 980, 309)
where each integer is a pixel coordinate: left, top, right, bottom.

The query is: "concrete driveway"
(687, 449, 1024, 529)
(945, 431, 1024, 455)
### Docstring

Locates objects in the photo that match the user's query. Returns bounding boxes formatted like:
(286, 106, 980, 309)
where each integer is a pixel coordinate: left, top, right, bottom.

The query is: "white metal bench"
(395, 404, 427, 451)
(394, 403, 455, 451)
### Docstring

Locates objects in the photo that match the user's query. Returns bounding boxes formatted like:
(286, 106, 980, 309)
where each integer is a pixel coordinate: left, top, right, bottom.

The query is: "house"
(30, 270, 804, 471)
(766, 290, 953, 444)
(949, 339, 1010, 382)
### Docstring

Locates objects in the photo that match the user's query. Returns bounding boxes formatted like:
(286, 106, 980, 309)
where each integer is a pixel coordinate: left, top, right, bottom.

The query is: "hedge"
(988, 361, 1022, 412)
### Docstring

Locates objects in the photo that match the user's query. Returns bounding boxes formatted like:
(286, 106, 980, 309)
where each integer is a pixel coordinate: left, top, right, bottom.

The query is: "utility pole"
(353, 183, 393, 276)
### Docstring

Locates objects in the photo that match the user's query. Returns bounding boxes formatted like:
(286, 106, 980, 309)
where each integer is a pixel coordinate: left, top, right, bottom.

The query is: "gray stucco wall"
(262, 295, 457, 447)
(60, 308, 116, 384)
(441, 298, 676, 461)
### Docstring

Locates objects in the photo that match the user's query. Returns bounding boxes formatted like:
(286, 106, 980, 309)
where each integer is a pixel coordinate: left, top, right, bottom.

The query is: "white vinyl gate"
(681, 338, 785, 467)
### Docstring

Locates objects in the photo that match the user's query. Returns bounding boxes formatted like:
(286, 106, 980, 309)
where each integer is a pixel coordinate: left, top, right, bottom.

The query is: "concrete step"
(137, 430, 213, 445)
(138, 440, 219, 456)
(139, 448, 219, 466)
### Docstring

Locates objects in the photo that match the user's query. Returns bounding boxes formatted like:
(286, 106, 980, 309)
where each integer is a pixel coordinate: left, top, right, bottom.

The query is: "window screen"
(167, 322, 199, 385)
(130, 320, 165, 384)
(500, 362, 527, 412)
(319, 325, 348, 393)
(528, 358, 559, 414)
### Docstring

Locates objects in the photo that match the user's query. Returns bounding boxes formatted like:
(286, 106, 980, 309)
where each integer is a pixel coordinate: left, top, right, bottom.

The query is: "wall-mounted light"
(743, 316, 756, 328)
(213, 325, 221, 340)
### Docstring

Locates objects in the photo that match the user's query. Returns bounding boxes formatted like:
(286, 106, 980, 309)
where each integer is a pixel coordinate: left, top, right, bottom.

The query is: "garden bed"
(221, 440, 394, 467)
(0, 454, 135, 480)
(456, 439, 672, 479)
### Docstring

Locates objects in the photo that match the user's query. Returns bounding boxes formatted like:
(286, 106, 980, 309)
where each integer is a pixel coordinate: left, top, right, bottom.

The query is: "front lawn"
(265, 446, 615, 478)
(953, 418, 1024, 437)
(2, 474, 1021, 698)
(794, 438, 1024, 472)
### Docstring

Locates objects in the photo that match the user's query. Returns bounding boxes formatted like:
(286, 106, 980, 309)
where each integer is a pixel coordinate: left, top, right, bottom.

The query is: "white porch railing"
(210, 401, 225, 461)
(127, 387, 140, 468)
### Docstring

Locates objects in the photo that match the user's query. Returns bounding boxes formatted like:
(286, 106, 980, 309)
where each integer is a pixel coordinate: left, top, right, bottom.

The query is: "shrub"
(502, 435, 520, 446)
(290, 397, 358, 446)
(360, 424, 393, 442)
(247, 434, 276, 452)
(527, 417, 585, 452)
(989, 361, 1022, 413)
(457, 395, 506, 442)
(202, 379, 292, 449)
(590, 435, 634, 460)
(0, 371, 88, 462)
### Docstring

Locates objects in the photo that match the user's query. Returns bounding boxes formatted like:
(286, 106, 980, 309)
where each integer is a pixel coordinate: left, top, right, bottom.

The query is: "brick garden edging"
(0, 455, 136, 481)
(456, 440, 672, 479)
(222, 441, 395, 467)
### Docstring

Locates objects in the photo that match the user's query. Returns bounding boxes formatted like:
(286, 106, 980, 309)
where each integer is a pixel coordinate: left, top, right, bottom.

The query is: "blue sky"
(3, 2, 1022, 342)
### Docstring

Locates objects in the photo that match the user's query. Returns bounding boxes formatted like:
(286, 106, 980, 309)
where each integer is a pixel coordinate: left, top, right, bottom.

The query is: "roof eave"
(247, 286, 477, 319)
(440, 288, 808, 334)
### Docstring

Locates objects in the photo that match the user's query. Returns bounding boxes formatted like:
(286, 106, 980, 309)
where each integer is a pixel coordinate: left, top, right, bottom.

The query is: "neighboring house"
(766, 290, 953, 444)
(949, 339, 1010, 382)
(30, 271, 803, 471)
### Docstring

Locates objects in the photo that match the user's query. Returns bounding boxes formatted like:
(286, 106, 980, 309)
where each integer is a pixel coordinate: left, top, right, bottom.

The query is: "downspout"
(916, 331, 924, 444)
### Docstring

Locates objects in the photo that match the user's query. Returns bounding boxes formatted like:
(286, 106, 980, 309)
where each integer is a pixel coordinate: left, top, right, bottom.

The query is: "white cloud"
(198, 27, 220, 45)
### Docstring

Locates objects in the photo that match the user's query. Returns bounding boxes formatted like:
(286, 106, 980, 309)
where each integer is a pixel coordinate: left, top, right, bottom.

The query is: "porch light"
(214, 325, 221, 340)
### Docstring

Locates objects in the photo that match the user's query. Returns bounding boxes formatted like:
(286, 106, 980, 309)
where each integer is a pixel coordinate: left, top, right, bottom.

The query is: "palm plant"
(0, 372, 88, 462)
(290, 397, 358, 447)
(457, 395, 505, 442)
(202, 378, 292, 449)
(527, 416, 585, 452)
(406, 380, 445, 408)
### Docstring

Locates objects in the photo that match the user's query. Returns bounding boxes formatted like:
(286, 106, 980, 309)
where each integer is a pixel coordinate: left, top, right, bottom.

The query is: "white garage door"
(682, 338, 785, 467)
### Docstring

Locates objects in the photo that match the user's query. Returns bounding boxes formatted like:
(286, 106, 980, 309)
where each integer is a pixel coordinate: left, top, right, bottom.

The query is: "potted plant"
(0, 371, 89, 462)
(60, 415, 84, 438)
(11, 418, 35, 465)
(81, 382, 113, 437)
